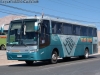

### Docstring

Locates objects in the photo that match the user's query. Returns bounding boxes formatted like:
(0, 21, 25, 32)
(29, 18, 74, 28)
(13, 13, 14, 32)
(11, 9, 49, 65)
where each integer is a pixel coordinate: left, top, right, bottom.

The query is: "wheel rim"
(85, 51, 89, 58)
(52, 54, 57, 61)
(51, 52, 58, 63)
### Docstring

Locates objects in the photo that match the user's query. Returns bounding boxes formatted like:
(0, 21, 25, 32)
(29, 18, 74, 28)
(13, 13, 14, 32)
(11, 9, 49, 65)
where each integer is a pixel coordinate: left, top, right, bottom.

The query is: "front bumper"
(6, 52, 41, 61)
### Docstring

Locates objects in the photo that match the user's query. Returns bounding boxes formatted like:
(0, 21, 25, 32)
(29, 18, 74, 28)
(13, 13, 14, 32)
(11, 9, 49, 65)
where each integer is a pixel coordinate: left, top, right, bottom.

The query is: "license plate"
(17, 55, 22, 57)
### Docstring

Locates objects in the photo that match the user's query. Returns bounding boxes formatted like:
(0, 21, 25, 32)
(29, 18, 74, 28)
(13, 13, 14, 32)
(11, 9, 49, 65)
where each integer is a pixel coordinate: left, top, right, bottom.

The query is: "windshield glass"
(7, 19, 38, 46)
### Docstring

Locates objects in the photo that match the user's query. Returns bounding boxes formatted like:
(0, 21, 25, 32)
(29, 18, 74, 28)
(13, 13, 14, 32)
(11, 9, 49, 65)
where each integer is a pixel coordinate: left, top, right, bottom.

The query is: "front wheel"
(50, 51, 58, 64)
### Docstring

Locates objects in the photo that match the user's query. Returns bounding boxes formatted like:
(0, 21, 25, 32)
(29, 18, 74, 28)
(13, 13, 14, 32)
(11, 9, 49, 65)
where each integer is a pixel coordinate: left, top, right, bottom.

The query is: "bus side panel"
(58, 35, 80, 57)
(92, 37, 98, 54)
(37, 34, 64, 60)
(50, 34, 64, 58)
(38, 46, 52, 60)
(74, 36, 93, 56)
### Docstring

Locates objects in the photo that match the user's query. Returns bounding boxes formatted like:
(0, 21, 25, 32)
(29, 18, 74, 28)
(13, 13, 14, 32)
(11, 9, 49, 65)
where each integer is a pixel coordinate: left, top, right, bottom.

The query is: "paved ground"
(0, 50, 24, 66)
(0, 55, 100, 75)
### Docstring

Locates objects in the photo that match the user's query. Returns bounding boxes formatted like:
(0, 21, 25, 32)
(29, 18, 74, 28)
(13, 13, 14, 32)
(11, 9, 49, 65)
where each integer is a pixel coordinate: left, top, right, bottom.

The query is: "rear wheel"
(84, 49, 89, 59)
(50, 51, 58, 64)
(79, 49, 89, 59)
(25, 61, 34, 65)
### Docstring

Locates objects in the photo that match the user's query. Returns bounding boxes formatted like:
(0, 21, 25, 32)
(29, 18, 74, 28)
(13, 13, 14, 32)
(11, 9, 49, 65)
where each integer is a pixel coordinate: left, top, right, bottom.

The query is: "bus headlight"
(29, 49, 38, 53)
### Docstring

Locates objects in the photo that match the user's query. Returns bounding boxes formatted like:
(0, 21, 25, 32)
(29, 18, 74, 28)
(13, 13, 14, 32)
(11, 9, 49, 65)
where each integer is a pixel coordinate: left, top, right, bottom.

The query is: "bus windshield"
(7, 19, 38, 46)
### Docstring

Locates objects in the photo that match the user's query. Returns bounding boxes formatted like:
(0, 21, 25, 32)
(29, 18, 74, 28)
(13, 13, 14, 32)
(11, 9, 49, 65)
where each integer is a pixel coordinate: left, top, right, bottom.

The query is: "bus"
(0, 24, 9, 50)
(6, 16, 98, 65)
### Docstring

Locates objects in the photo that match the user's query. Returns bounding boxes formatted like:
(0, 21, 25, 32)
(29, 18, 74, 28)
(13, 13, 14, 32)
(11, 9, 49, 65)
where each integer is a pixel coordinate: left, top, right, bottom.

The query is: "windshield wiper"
(11, 44, 17, 47)
(22, 43, 27, 47)
(20, 40, 27, 47)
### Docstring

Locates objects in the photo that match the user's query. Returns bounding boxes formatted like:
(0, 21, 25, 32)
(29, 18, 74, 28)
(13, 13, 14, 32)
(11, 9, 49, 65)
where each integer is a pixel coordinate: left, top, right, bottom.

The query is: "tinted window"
(52, 21, 62, 34)
(40, 20, 50, 45)
(81, 26, 88, 36)
(73, 25, 80, 35)
(63, 23, 72, 35)
(42, 20, 50, 34)
(93, 28, 97, 37)
(88, 27, 93, 36)
(52, 21, 57, 34)
(56, 22, 62, 34)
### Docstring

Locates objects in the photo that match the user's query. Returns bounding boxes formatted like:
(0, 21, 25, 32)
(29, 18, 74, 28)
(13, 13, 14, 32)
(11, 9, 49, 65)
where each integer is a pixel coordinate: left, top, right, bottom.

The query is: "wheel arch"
(85, 47, 89, 52)
(52, 48, 59, 57)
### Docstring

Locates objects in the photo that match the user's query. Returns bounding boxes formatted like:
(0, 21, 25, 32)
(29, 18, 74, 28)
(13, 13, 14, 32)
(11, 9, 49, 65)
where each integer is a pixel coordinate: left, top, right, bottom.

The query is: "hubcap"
(52, 54, 57, 61)
(85, 51, 89, 58)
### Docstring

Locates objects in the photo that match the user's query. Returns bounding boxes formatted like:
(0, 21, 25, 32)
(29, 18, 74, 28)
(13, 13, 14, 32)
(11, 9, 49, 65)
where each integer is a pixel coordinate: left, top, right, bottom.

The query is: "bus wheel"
(1, 45, 5, 50)
(25, 61, 34, 65)
(79, 49, 89, 59)
(51, 51, 58, 64)
(84, 49, 89, 59)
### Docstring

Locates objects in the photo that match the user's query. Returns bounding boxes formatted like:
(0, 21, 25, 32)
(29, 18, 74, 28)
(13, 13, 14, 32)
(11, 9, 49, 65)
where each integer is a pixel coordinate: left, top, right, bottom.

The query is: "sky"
(0, 0, 100, 29)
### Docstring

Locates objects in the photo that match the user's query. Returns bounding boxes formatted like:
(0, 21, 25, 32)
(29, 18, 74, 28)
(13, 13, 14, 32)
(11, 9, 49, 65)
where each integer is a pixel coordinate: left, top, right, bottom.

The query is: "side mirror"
(34, 22, 40, 32)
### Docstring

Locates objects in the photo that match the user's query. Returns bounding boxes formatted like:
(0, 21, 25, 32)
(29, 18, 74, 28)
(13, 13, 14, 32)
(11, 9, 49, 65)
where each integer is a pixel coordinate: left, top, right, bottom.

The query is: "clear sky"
(0, 0, 100, 29)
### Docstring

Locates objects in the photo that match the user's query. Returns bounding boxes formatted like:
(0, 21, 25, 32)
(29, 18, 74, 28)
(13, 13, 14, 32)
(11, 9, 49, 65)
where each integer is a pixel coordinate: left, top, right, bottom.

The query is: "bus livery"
(6, 16, 98, 65)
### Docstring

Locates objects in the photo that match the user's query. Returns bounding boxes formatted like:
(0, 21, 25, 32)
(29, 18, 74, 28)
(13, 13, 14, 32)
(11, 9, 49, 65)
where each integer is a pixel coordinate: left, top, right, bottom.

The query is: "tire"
(50, 51, 58, 64)
(25, 61, 34, 65)
(1, 45, 6, 50)
(79, 49, 89, 59)
(84, 49, 89, 59)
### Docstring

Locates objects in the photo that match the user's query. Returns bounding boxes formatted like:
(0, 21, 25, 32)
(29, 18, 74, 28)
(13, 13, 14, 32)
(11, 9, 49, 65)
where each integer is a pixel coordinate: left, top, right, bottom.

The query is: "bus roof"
(13, 16, 96, 28)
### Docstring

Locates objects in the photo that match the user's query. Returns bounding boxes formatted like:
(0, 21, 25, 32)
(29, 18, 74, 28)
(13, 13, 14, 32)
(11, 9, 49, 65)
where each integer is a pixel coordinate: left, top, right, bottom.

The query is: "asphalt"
(0, 55, 100, 75)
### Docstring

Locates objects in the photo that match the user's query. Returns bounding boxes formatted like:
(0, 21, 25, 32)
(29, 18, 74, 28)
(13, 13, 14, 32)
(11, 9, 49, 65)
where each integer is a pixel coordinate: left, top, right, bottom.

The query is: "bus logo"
(63, 37, 75, 55)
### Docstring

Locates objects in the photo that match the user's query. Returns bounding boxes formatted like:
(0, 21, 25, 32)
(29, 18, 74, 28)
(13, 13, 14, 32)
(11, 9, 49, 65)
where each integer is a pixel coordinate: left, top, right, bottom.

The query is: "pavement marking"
(89, 53, 100, 56)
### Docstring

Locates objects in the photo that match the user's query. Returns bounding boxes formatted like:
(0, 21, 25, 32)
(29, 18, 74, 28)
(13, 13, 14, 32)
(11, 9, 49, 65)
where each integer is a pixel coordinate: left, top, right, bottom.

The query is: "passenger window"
(88, 27, 93, 36)
(56, 22, 62, 34)
(73, 25, 80, 35)
(63, 23, 72, 35)
(81, 26, 88, 36)
(52, 21, 57, 34)
(52, 21, 62, 34)
(93, 28, 97, 37)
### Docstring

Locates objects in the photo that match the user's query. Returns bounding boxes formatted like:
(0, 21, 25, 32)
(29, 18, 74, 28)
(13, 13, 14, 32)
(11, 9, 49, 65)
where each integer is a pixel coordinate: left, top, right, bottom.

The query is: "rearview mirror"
(34, 22, 40, 32)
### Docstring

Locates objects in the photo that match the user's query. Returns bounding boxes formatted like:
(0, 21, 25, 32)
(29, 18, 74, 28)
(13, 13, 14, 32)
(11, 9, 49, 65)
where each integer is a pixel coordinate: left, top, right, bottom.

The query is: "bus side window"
(93, 28, 97, 37)
(81, 26, 88, 36)
(73, 25, 80, 35)
(52, 21, 57, 34)
(88, 27, 93, 37)
(62, 23, 72, 35)
(56, 22, 62, 34)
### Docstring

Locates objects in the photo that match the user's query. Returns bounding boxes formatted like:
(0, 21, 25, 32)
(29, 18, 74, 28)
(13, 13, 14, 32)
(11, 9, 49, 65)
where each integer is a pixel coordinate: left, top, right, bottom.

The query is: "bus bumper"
(6, 52, 41, 61)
